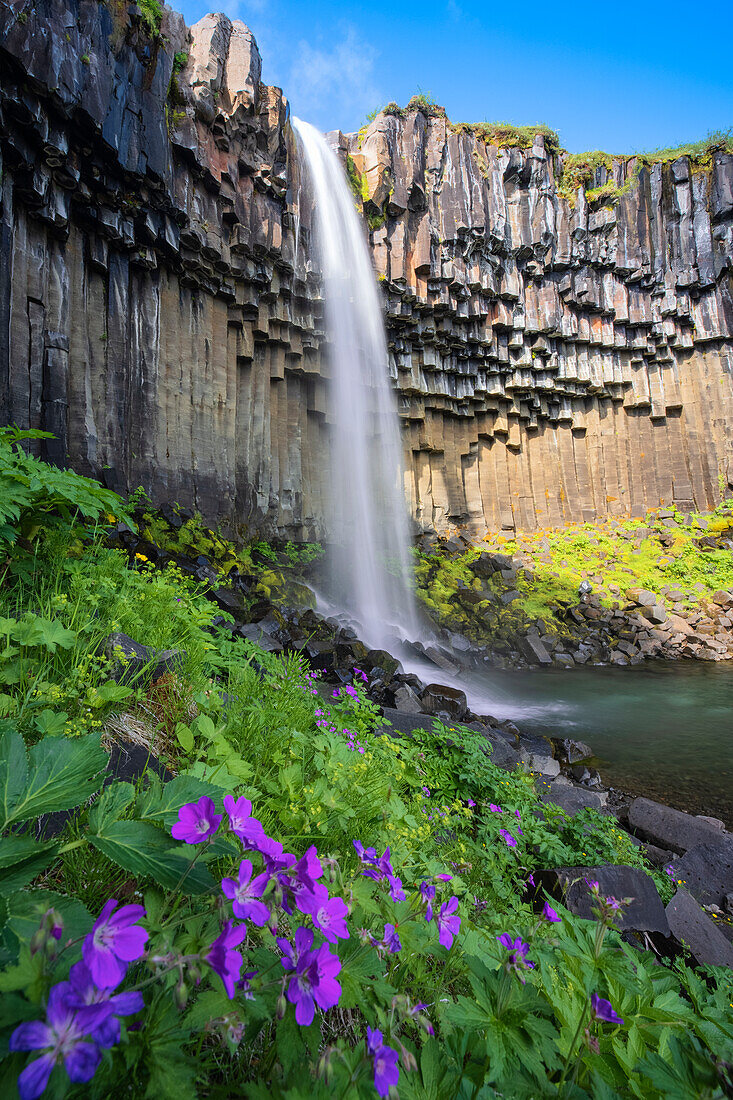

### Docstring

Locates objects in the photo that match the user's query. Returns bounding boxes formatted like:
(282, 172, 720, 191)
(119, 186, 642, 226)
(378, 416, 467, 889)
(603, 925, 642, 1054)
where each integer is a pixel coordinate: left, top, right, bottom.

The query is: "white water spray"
(292, 118, 418, 650)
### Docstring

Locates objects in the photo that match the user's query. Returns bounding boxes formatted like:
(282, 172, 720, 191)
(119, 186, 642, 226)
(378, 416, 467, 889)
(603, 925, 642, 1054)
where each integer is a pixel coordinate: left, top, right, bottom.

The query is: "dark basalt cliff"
(2, 0, 733, 537)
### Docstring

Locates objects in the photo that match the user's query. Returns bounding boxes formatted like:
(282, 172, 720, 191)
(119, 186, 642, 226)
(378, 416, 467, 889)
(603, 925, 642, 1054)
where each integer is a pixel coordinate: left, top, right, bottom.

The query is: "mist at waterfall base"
(292, 119, 733, 827)
(292, 118, 419, 651)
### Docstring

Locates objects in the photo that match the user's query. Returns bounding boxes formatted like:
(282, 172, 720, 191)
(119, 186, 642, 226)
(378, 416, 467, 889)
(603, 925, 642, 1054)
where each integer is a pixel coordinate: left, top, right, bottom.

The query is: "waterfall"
(292, 118, 418, 651)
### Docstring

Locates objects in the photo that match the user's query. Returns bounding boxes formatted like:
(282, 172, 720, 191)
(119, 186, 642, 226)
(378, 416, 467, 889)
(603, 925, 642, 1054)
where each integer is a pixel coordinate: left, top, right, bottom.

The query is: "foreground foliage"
(1, 437, 732, 1098)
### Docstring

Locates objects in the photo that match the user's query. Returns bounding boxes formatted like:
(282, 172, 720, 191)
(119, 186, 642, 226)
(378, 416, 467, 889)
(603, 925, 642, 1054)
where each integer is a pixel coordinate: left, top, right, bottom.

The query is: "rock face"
(342, 112, 733, 533)
(2, 2, 733, 538)
(0, 1, 329, 536)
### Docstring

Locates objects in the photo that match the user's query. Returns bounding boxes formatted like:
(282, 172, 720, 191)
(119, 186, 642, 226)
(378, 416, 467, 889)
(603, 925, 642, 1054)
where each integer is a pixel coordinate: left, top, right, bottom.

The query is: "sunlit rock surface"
(1, 2, 732, 536)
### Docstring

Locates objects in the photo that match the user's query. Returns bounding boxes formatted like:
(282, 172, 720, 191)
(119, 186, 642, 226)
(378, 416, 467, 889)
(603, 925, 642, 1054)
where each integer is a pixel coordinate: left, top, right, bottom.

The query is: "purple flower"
(221, 859, 271, 926)
(10, 984, 112, 1100)
(383, 923, 402, 953)
(278, 927, 342, 1025)
(420, 880, 436, 922)
(366, 1027, 400, 1098)
(467, 799, 476, 808)
(527, 873, 535, 888)
(223, 795, 265, 845)
(422, 787, 431, 797)
(171, 796, 222, 844)
(300, 884, 350, 943)
(542, 902, 561, 923)
(436, 873, 453, 882)
(353, 839, 378, 865)
(66, 961, 143, 1047)
(514, 809, 521, 819)
(499, 829, 517, 848)
(497, 934, 535, 982)
(489, 803, 502, 813)
(437, 897, 461, 949)
(206, 920, 247, 998)
(82, 899, 148, 989)
(591, 993, 624, 1025)
(387, 874, 406, 902)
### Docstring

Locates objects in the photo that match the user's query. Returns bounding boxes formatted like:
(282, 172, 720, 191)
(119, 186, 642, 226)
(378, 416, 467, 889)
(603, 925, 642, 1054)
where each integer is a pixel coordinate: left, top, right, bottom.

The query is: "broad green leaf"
(88, 681, 134, 708)
(12, 615, 76, 652)
(89, 820, 216, 893)
(0, 836, 61, 896)
(4, 733, 107, 828)
(33, 709, 69, 736)
(0, 726, 28, 828)
(88, 782, 135, 832)
(135, 774, 223, 825)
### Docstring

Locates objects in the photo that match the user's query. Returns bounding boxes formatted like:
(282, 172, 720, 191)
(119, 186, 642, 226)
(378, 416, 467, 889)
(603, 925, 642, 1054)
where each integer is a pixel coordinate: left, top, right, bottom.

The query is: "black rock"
(538, 865, 670, 935)
(672, 837, 733, 908)
(420, 683, 467, 721)
(536, 779, 603, 816)
(213, 588, 246, 617)
(628, 798, 728, 854)
(666, 889, 733, 967)
(104, 633, 185, 685)
(553, 737, 594, 765)
(159, 503, 183, 529)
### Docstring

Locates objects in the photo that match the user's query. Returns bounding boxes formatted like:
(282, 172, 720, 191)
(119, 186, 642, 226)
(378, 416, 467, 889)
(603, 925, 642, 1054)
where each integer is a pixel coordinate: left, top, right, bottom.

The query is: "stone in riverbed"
(517, 634, 553, 665)
(627, 797, 728, 854)
(537, 865, 670, 935)
(420, 683, 468, 720)
(552, 737, 594, 764)
(393, 684, 423, 714)
(666, 889, 733, 967)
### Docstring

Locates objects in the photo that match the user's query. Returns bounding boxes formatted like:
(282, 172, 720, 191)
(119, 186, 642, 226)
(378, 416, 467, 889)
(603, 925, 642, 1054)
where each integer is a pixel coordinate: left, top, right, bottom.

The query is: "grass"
(414, 501, 733, 641)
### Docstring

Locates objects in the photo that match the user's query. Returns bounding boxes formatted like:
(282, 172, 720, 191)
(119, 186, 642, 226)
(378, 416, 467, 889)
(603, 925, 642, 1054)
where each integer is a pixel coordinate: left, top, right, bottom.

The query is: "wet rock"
(666, 889, 733, 967)
(237, 624, 283, 653)
(628, 798, 729, 854)
(104, 633, 185, 685)
(420, 684, 468, 721)
(517, 634, 553, 665)
(366, 649, 402, 677)
(213, 588, 247, 618)
(393, 684, 423, 714)
(552, 737, 594, 764)
(538, 865, 670, 935)
(672, 837, 733, 908)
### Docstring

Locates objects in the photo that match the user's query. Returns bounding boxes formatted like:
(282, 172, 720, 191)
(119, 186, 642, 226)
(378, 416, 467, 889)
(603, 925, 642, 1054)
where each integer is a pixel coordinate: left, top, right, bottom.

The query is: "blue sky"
(174, 0, 732, 153)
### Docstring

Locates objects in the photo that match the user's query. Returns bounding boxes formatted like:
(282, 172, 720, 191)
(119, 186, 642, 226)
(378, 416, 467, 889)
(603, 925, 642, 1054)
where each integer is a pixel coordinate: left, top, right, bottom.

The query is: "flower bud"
(276, 993, 287, 1020)
(174, 977, 188, 1010)
(47, 909, 63, 941)
(30, 928, 47, 957)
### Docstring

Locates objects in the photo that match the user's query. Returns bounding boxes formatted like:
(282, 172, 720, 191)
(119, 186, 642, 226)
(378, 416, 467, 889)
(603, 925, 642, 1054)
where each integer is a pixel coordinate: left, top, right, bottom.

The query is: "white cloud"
(286, 28, 382, 131)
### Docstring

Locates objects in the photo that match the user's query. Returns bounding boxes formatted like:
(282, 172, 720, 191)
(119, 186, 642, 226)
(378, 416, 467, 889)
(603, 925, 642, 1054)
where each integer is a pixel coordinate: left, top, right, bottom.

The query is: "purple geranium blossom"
(499, 829, 517, 848)
(10, 984, 112, 1100)
(171, 796, 222, 845)
(387, 874, 406, 902)
(383, 923, 402, 953)
(436, 873, 452, 882)
(300, 884, 350, 943)
(489, 803, 502, 813)
(437, 897, 461, 949)
(420, 880, 436, 922)
(221, 859, 271, 926)
(353, 839, 378, 865)
(223, 795, 266, 846)
(467, 799, 476, 808)
(278, 927, 342, 1026)
(66, 961, 143, 1047)
(366, 1027, 400, 1098)
(542, 902, 561, 923)
(527, 873, 536, 888)
(591, 993, 624, 1025)
(82, 899, 148, 989)
(497, 934, 535, 982)
(206, 920, 247, 998)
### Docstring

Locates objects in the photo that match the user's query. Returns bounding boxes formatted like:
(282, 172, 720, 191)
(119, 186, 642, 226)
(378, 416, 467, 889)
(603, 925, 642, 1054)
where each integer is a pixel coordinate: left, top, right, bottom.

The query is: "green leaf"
(135, 774, 223, 825)
(12, 615, 76, 653)
(33, 709, 69, 736)
(6, 888, 93, 957)
(88, 681, 134, 708)
(175, 723, 194, 753)
(2, 733, 107, 829)
(0, 726, 28, 828)
(0, 836, 61, 896)
(89, 820, 216, 893)
(88, 782, 135, 832)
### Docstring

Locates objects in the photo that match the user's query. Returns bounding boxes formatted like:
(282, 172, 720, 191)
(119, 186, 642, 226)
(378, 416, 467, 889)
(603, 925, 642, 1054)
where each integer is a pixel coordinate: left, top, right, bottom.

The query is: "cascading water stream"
(292, 118, 419, 651)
